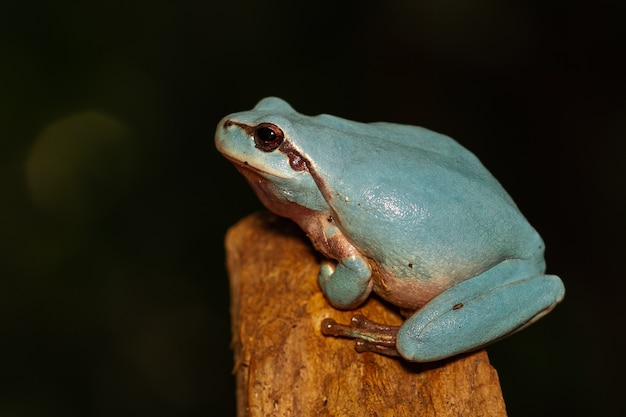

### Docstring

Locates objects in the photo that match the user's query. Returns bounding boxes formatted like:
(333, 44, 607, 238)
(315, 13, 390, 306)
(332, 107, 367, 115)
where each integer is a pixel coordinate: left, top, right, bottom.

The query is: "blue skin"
(215, 97, 565, 362)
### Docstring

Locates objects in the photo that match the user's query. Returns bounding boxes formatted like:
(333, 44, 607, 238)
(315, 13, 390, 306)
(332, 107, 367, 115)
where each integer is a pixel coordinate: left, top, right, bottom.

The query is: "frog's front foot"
(321, 315, 401, 357)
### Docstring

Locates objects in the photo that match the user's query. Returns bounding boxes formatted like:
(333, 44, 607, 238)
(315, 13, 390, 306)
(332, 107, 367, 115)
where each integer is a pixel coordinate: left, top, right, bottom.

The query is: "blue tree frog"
(215, 97, 565, 362)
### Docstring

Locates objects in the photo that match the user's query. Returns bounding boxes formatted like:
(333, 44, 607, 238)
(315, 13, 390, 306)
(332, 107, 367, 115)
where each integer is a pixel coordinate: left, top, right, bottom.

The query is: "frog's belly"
(371, 263, 457, 311)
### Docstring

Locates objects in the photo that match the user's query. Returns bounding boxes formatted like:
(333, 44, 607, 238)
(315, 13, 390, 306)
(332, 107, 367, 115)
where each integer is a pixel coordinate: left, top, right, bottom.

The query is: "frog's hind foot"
(321, 315, 401, 357)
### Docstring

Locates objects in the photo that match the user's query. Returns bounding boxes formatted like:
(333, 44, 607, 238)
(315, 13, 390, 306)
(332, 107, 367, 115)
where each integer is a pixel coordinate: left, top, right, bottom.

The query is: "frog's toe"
(321, 315, 400, 357)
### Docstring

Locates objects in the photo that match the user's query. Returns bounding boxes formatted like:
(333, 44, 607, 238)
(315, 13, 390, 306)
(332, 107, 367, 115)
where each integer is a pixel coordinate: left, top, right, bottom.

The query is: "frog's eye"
(253, 123, 284, 152)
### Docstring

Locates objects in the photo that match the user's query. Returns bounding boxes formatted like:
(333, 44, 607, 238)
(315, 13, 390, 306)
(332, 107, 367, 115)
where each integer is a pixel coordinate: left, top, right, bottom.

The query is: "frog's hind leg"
(396, 259, 565, 362)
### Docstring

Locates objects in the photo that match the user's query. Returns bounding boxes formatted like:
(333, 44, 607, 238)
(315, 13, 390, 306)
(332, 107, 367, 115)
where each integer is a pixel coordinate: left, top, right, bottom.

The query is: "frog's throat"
(233, 163, 319, 224)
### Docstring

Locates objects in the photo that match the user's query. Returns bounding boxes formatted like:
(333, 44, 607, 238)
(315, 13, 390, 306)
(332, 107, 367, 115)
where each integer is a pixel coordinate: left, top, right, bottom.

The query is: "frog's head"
(215, 97, 329, 219)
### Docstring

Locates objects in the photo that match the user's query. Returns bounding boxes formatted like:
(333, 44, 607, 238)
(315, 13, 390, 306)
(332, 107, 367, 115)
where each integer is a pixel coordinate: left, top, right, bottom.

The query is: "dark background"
(2, 1, 624, 416)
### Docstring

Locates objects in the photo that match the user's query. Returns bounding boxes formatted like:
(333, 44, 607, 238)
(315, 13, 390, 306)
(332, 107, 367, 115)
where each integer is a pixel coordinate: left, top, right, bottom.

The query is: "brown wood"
(225, 212, 508, 417)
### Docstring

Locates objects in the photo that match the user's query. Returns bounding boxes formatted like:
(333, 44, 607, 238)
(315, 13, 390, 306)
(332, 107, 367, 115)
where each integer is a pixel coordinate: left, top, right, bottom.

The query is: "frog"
(215, 97, 565, 362)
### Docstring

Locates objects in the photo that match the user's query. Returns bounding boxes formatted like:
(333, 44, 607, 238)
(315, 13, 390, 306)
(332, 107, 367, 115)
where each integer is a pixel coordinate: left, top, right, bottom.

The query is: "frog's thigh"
(396, 260, 565, 362)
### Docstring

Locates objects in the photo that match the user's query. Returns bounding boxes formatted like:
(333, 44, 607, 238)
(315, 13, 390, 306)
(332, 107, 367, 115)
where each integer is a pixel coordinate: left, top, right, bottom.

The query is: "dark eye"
(253, 123, 284, 152)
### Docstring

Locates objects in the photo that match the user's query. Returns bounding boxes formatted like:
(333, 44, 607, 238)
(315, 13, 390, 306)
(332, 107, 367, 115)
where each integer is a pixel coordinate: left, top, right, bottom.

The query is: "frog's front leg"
(318, 254, 373, 309)
(301, 214, 373, 309)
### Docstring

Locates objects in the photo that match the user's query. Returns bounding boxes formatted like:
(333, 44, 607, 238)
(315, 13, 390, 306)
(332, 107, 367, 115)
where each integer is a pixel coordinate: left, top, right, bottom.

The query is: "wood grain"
(225, 212, 508, 417)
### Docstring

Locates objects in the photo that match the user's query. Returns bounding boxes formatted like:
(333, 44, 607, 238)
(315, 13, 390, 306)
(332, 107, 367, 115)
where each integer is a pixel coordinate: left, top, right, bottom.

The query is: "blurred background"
(1, 1, 624, 416)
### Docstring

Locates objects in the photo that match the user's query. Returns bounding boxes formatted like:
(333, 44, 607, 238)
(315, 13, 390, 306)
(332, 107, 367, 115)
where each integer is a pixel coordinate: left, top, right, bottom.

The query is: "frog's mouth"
(220, 153, 290, 180)
(226, 158, 304, 219)
(230, 159, 273, 184)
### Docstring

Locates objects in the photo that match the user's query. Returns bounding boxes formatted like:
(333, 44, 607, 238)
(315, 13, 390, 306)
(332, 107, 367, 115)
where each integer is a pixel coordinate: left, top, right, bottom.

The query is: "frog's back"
(305, 115, 545, 282)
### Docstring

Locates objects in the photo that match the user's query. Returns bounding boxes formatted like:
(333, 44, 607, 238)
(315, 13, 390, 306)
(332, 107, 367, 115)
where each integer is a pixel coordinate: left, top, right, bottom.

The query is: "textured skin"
(215, 97, 565, 362)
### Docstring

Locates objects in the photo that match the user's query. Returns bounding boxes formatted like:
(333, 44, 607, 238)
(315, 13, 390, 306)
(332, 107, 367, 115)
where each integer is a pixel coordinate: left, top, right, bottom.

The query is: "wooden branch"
(225, 212, 508, 417)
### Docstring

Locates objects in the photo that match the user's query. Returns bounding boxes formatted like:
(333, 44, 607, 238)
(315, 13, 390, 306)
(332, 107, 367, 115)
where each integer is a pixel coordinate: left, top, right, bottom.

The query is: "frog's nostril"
(223, 120, 233, 129)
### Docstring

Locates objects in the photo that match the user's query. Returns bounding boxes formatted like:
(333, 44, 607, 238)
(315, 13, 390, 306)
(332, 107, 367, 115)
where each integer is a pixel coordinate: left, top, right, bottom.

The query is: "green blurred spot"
(25, 112, 135, 219)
